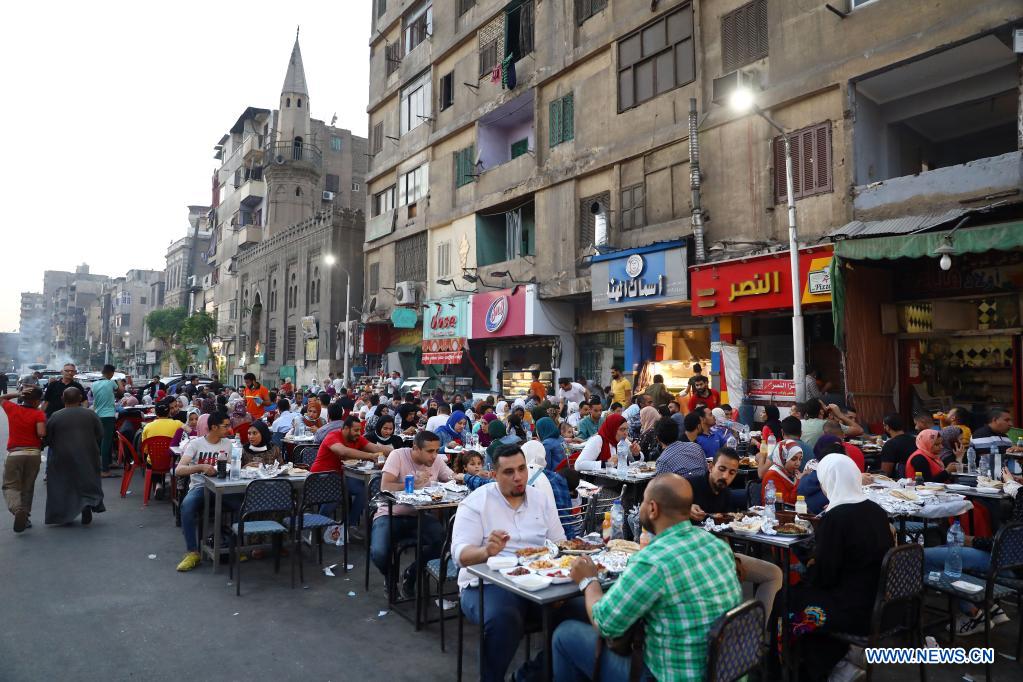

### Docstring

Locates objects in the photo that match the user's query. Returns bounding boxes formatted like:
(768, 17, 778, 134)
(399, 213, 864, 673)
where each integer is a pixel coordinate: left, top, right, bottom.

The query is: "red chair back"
(143, 436, 174, 473)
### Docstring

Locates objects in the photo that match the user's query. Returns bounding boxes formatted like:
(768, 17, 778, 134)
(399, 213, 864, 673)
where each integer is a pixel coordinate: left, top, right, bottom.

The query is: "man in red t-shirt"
(1, 387, 47, 532)
(685, 375, 720, 414)
(310, 416, 394, 533)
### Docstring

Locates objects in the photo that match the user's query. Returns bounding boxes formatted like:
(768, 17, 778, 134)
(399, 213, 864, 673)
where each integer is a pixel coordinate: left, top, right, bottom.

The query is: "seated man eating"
(453, 443, 587, 682)
(553, 473, 742, 681)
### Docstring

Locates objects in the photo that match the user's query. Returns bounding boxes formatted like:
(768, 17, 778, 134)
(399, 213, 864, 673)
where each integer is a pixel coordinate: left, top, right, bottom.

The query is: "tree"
(145, 308, 188, 349)
(180, 312, 219, 379)
(170, 348, 194, 375)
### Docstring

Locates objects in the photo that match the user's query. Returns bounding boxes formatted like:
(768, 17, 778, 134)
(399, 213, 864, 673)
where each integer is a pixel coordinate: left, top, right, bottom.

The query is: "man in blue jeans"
(452, 443, 586, 682)
(371, 430, 450, 598)
(175, 411, 237, 572)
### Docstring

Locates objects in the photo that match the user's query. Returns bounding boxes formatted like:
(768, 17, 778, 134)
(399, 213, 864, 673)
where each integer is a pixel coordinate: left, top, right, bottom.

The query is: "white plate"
(946, 484, 973, 492)
(486, 556, 518, 570)
(500, 566, 534, 578)
(950, 580, 983, 594)
(511, 574, 553, 592)
(976, 487, 1000, 494)
(534, 568, 573, 584)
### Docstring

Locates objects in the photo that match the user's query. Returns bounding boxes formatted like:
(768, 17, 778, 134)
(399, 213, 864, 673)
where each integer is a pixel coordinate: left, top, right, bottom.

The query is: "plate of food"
(729, 516, 764, 535)
(501, 566, 533, 578)
(592, 550, 630, 574)
(527, 558, 556, 571)
(888, 488, 920, 502)
(775, 522, 812, 537)
(557, 538, 604, 555)
(538, 568, 573, 584)
(739, 457, 758, 467)
(516, 546, 551, 565)
(606, 539, 641, 554)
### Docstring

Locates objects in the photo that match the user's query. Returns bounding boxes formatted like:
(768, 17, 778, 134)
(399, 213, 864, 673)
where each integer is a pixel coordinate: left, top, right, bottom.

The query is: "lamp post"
(730, 86, 807, 402)
(324, 255, 351, 388)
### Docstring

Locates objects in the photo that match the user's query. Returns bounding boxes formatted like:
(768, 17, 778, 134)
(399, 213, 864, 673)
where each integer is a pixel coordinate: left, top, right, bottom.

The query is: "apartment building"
(164, 205, 213, 310)
(18, 292, 46, 367)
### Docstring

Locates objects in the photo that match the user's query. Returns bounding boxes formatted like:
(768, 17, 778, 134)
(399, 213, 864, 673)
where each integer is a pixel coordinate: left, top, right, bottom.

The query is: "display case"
(501, 369, 552, 398)
(635, 359, 708, 395)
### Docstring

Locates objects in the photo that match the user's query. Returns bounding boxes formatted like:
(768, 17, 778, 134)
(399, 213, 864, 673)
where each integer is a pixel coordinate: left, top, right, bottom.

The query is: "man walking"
(45, 387, 105, 526)
(242, 372, 270, 421)
(41, 363, 86, 418)
(1, 387, 46, 532)
(91, 364, 119, 478)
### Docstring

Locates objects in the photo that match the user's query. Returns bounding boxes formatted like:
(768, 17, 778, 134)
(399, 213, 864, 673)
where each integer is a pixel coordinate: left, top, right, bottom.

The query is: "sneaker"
(176, 551, 202, 572)
(81, 507, 93, 525)
(828, 660, 865, 682)
(13, 509, 28, 533)
(989, 605, 1010, 626)
(948, 612, 986, 637)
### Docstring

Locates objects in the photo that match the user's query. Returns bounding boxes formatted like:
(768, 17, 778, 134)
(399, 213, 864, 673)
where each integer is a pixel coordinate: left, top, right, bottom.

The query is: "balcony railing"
(266, 141, 322, 168)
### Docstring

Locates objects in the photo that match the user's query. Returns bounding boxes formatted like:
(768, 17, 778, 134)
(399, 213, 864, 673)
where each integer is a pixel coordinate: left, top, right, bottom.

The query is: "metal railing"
(266, 141, 322, 168)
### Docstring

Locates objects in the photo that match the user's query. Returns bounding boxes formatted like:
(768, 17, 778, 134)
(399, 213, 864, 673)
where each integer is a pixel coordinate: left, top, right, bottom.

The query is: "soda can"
(404, 474, 415, 494)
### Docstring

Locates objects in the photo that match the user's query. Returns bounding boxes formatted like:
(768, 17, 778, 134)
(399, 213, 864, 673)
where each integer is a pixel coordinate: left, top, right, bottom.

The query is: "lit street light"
(730, 84, 807, 402)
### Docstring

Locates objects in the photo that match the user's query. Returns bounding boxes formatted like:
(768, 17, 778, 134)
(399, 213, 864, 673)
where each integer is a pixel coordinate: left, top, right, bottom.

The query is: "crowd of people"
(5, 361, 1023, 681)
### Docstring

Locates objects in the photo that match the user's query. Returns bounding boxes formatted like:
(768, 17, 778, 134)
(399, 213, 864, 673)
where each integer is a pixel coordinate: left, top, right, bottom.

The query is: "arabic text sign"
(591, 246, 688, 311)
(746, 378, 796, 400)
(422, 297, 470, 340)
(690, 246, 833, 316)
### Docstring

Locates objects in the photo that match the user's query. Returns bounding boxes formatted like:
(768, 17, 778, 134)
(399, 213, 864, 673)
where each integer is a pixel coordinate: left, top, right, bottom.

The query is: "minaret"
(266, 29, 319, 234)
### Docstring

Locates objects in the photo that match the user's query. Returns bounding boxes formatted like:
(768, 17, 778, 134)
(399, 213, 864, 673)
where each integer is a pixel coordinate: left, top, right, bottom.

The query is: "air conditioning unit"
(322, 190, 335, 201)
(394, 281, 418, 306)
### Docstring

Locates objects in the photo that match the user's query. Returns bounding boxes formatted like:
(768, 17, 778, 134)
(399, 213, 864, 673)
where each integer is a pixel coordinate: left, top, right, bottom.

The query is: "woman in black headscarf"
(396, 404, 420, 435)
(367, 415, 404, 449)
(242, 420, 283, 466)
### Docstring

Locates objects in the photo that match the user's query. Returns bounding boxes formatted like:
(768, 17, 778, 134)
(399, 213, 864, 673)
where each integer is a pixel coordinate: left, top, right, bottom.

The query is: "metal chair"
(833, 543, 926, 682)
(423, 515, 459, 651)
(584, 484, 625, 535)
(364, 475, 382, 591)
(557, 500, 587, 539)
(745, 479, 761, 509)
(226, 479, 296, 596)
(293, 444, 318, 467)
(706, 600, 766, 682)
(287, 471, 347, 583)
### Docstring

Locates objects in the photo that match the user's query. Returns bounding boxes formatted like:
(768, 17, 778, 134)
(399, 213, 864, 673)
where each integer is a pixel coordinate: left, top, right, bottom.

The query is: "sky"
(0, 0, 371, 332)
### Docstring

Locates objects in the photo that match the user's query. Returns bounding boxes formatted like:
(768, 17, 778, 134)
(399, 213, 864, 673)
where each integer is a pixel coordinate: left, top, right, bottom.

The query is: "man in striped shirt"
(554, 473, 742, 681)
(970, 408, 1022, 474)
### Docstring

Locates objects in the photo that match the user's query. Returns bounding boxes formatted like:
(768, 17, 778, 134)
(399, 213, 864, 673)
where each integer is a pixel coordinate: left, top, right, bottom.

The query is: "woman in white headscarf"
(495, 400, 509, 419)
(816, 452, 868, 511)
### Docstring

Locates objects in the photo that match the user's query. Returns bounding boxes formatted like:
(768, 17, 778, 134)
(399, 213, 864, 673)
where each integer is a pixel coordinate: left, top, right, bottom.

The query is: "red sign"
(746, 378, 796, 400)
(431, 315, 458, 331)
(422, 337, 466, 353)
(690, 246, 833, 316)
(470, 288, 527, 338)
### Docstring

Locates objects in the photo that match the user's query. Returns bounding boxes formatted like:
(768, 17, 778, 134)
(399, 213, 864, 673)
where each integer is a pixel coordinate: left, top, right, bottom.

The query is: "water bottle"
(764, 480, 777, 521)
(979, 452, 990, 479)
(229, 437, 242, 480)
(944, 520, 964, 579)
(767, 434, 777, 462)
(610, 499, 625, 540)
(617, 440, 629, 475)
(966, 446, 976, 475)
(992, 446, 1002, 479)
(726, 434, 738, 450)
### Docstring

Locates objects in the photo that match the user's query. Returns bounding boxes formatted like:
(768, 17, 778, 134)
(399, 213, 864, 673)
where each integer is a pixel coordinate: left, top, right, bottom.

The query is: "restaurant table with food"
(199, 465, 311, 573)
(467, 534, 638, 682)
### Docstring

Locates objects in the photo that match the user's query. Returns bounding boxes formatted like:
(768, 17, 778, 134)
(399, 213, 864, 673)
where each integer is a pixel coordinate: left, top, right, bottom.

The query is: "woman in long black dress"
(774, 454, 893, 680)
(45, 387, 106, 525)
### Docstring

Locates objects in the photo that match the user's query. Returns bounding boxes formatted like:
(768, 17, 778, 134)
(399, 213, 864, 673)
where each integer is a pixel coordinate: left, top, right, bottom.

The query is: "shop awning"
(829, 220, 1023, 349)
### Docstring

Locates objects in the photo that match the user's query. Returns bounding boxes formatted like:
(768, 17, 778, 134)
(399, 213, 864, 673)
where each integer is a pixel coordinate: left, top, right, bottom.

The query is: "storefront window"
(637, 328, 710, 394)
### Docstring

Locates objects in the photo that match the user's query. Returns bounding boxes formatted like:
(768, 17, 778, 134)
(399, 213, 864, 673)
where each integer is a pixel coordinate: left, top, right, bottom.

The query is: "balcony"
(366, 209, 397, 243)
(238, 178, 265, 207)
(266, 140, 321, 169)
(237, 225, 262, 246)
(242, 134, 265, 163)
(478, 150, 535, 198)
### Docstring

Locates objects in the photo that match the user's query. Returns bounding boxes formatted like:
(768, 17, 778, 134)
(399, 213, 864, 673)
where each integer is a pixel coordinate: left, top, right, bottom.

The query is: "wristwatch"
(578, 576, 598, 593)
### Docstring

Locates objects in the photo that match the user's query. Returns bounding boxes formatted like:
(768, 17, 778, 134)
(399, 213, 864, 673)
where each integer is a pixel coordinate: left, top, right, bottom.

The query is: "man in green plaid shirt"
(553, 474, 742, 681)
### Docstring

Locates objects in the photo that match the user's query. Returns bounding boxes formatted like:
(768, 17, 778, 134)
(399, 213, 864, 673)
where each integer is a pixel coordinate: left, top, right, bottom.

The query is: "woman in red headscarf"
(571, 413, 640, 471)
(905, 430, 958, 482)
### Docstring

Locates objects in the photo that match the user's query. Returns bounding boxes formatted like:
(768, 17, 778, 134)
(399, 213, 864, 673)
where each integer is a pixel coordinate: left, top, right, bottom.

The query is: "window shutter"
(562, 94, 574, 141)
(789, 133, 802, 200)
(800, 128, 816, 195)
(815, 123, 832, 192)
(455, 150, 463, 187)
(773, 136, 786, 203)
(549, 99, 562, 147)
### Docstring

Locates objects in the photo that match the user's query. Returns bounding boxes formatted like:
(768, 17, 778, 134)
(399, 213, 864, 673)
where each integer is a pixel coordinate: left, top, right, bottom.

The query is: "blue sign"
(590, 244, 688, 310)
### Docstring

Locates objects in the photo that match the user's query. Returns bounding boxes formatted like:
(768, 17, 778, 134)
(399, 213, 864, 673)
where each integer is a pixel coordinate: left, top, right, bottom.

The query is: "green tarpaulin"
(830, 221, 1023, 349)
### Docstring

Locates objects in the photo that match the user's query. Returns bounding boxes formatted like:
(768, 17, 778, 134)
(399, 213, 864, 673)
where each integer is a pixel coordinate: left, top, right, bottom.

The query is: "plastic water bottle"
(966, 446, 976, 475)
(944, 520, 964, 579)
(764, 480, 777, 521)
(979, 452, 990, 479)
(726, 434, 738, 450)
(992, 446, 1002, 480)
(610, 499, 625, 540)
(767, 434, 777, 462)
(617, 440, 629, 475)
(229, 437, 242, 481)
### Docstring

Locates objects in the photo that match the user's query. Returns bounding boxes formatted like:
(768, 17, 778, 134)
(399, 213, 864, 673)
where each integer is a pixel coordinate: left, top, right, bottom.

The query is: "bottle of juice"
(601, 511, 612, 543)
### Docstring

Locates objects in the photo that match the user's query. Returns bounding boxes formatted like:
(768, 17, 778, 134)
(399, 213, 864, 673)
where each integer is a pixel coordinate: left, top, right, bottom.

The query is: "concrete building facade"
(18, 292, 46, 368)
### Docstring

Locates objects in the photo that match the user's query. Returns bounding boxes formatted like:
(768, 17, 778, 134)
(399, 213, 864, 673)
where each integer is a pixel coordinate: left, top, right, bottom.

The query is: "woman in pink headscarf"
(905, 429, 957, 482)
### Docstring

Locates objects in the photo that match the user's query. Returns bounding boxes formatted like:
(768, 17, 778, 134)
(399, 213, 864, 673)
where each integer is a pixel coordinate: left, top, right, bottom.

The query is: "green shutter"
(510, 138, 529, 159)
(549, 99, 562, 148)
(562, 94, 574, 141)
(454, 150, 462, 187)
(467, 144, 475, 183)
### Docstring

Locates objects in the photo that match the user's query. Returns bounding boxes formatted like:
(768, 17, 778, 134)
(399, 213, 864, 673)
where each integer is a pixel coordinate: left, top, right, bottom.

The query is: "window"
(476, 203, 535, 266)
(395, 232, 427, 282)
(576, 0, 607, 25)
(371, 122, 384, 154)
(506, 0, 534, 61)
(454, 144, 476, 188)
(549, 93, 574, 148)
(286, 325, 297, 361)
(295, 187, 302, 197)
(140, 296, 147, 305)
(267, 328, 277, 361)
(400, 71, 431, 135)
(579, 191, 610, 248)
(373, 186, 396, 216)
(478, 14, 504, 77)
(297, 99, 302, 108)
(436, 241, 451, 277)
(404, 3, 432, 55)
(439, 72, 454, 111)
(385, 42, 401, 76)
(620, 184, 645, 230)
(369, 262, 380, 294)
(352, 183, 361, 192)
(459, 0, 475, 15)
(377, 0, 386, 18)
(617, 3, 695, 112)
(721, 0, 768, 73)
(288, 271, 298, 309)
(510, 139, 529, 159)
(773, 121, 833, 203)
(269, 277, 278, 312)
(330, 135, 342, 152)
(400, 164, 428, 206)
(325, 174, 340, 193)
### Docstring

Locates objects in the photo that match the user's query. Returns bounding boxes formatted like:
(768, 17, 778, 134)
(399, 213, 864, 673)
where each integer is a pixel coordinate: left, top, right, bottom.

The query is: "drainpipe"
(689, 98, 706, 263)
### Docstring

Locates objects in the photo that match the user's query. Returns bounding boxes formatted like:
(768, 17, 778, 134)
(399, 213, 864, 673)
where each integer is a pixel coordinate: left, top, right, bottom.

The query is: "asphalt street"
(0, 409, 1018, 681)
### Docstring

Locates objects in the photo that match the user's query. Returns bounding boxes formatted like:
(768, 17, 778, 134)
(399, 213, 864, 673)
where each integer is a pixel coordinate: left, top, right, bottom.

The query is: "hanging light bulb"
(934, 236, 955, 272)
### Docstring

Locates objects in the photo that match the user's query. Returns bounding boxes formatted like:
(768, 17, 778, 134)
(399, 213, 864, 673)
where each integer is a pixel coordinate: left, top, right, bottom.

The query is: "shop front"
(385, 326, 423, 379)
(832, 221, 1023, 427)
(421, 295, 490, 393)
(590, 241, 702, 395)
(470, 285, 575, 397)
(690, 245, 835, 415)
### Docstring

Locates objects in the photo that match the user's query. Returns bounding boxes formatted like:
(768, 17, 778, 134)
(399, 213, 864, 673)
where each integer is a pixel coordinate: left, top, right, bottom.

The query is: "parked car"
(160, 374, 215, 395)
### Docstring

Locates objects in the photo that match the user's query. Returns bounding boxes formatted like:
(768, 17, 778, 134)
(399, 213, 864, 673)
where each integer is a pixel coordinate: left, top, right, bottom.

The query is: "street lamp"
(730, 84, 807, 402)
(324, 254, 351, 388)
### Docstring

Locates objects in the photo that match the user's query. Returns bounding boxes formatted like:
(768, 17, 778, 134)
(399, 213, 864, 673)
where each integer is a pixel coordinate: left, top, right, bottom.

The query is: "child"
(452, 451, 492, 490)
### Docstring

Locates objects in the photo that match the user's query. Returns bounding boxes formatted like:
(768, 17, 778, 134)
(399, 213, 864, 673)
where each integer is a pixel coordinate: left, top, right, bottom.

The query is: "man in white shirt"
(555, 377, 589, 410)
(388, 371, 402, 398)
(269, 398, 300, 445)
(425, 403, 450, 433)
(453, 444, 587, 681)
(331, 374, 345, 394)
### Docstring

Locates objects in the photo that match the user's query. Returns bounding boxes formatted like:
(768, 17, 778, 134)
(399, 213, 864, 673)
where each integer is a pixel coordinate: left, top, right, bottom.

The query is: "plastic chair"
(226, 479, 297, 596)
(118, 433, 143, 498)
(834, 544, 926, 682)
(706, 600, 766, 682)
(287, 471, 347, 583)
(141, 436, 173, 507)
(423, 515, 459, 651)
